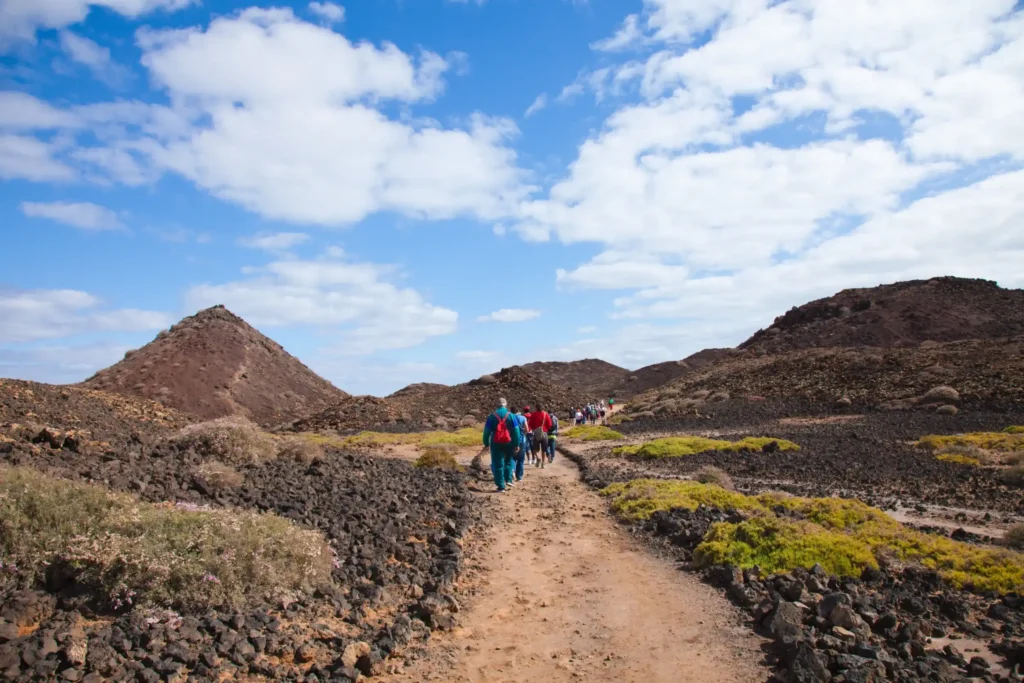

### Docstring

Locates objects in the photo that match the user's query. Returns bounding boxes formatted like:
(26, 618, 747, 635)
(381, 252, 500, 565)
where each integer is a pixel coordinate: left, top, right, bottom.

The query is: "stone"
(832, 626, 857, 642)
(341, 642, 371, 669)
(785, 642, 832, 683)
(765, 602, 807, 641)
(922, 386, 960, 404)
(935, 404, 958, 416)
(834, 654, 887, 683)
(828, 605, 868, 633)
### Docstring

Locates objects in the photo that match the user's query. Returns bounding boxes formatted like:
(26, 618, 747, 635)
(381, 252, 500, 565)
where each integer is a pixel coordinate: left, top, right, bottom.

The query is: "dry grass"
(414, 446, 464, 471)
(194, 461, 244, 489)
(693, 466, 735, 490)
(275, 435, 325, 464)
(1001, 464, 1024, 487)
(169, 416, 278, 465)
(1006, 525, 1024, 550)
(0, 465, 334, 612)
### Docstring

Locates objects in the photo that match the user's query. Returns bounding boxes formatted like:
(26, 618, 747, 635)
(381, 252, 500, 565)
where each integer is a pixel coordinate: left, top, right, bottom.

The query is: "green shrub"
(414, 447, 464, 471)
(194, 461, 244, 489)
(936, 453, 982, 466)
(693, 466, 734, 490)
(601, 478, 1024, 593)
(562, 425, 626, 441)
(170, 417, 278, 465)
(613, 435, 799, 459)
(0, 466, 333, 612)
(916, 432, 1024, 452)
(1004, 426, 1024, 434)
(696, 516, 879, 578)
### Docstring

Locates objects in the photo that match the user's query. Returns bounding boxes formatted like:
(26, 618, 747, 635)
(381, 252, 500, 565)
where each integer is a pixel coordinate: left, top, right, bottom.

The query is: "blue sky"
(2, 0, 1023, 395)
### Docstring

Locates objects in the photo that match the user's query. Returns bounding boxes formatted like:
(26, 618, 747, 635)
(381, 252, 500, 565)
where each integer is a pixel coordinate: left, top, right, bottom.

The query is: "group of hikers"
(481, 397, 611, 493)
(568, 401, 609, 425)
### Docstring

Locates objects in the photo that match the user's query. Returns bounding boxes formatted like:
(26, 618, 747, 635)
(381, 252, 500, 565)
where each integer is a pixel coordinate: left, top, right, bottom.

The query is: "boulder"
(922, 386, 960, 404)
(765, 601, 807, 641)
(935, 404, 958, 416)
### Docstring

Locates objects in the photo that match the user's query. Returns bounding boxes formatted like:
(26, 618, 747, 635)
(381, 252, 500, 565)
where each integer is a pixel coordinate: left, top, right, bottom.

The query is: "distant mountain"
(82, 305, 348, 426)
(519, 359, 629, 396)
(611, 349, 737, 397)
(740, 277, 1024, 353)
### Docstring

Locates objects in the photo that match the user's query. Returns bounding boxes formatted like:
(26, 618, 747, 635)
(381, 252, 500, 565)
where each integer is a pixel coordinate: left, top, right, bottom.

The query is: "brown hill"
(611, 349, 736, 398)
(741, 276, 1024, 353)
(82, 305, 348, 426)
(625, 336, 1024, 418)
(387, 383, 448, 399)
(519, 359, 628, 395)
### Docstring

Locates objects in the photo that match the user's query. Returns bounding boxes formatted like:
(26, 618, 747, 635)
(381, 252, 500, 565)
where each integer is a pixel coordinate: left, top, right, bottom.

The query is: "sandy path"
(385, 454, 767, 683)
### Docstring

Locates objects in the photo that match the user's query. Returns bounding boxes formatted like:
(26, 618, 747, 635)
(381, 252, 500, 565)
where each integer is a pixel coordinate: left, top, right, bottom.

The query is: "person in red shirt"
(526, 403, 553, 469)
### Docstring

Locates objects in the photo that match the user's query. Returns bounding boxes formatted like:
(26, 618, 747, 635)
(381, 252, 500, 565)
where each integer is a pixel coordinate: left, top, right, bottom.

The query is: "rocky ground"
(0, 387, 476, 681)
(519, 358, 629, 397)
(82, 305, 347, 426)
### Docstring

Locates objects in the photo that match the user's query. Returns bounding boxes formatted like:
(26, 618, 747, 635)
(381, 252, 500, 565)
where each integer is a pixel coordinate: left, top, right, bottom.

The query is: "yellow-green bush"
(613, 435, 799, 459)
(414, 447, 464, 471)
(0, 466, 333, 611)
(341, 428, 481, 449)
(1004, 426, 1024, 434)
(936, 453, 982, 466)
(562, 425, 626, 441)
(600, 478, 1024, 593)
(601, 479, 766, 521)
(696, 516, 879, 578)
(916, 432, 1024, 452)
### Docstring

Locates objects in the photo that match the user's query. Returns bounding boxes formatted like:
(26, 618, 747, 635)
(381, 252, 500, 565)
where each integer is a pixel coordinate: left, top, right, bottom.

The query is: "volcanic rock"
(519, 359, 629, 396)
(81, 306, 347, 426)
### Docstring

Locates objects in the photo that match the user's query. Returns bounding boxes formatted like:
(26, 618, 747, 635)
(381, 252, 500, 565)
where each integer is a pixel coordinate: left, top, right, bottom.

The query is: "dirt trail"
(386, 455, 767, 682)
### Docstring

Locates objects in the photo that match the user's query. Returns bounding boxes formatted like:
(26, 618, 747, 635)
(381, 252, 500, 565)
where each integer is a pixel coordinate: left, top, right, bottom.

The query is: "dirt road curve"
(385, 454, 767, 683)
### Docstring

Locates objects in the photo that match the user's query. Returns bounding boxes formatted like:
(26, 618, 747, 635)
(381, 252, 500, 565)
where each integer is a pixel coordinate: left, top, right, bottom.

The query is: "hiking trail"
(383, 454, 767, 682)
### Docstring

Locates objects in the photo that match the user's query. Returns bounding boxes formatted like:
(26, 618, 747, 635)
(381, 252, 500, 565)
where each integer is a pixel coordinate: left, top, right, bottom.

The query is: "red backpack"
(492, 412, 512, 445)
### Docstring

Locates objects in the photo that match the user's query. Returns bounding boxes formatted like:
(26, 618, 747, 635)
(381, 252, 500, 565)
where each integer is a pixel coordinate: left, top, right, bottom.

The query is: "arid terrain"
(1, 276, 1023, 682)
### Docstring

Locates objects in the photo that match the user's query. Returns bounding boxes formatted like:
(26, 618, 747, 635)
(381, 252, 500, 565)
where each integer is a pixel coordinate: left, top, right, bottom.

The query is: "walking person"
(547, 411, 559, 463)
(522, 406, 535, 465)
(527, 403, 553, 469)
(511, 406, 528, 484)
(483, 398, 519, 493)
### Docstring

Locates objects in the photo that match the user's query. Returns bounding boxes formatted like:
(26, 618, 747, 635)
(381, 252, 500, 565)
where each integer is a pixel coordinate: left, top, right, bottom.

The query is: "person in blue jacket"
(511, 406, 529, 483)
(482, 398, 520, 493)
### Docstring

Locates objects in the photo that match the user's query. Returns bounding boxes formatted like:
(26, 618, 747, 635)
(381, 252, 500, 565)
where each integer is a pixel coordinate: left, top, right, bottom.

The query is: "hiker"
(483, 398, 520, 493)
(522, 405, 535, 465)
(575, 408, 583, 425)
(511, 406, 529, 483)
(527, 403, 553, 468)
(547, 411, 559, 463)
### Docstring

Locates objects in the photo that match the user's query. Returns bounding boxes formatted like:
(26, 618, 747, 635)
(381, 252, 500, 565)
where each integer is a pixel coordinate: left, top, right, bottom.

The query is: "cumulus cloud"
(20, 200, 125, 231)
(237, 232, 310, 251)
(477, 309, 541, 323)
(186, 248, 458, 354)
(524, 94, 547, 117)
(0, 342, 133, 384)
(59, 31, 132, 85)
(518, 0, 1024, 347)
(0, 288, 171, 343)
(0, 0, 195, 43)
(308, 1, 344, 24)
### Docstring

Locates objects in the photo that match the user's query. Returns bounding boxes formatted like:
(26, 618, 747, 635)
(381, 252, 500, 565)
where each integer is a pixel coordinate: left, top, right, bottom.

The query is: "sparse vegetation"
(169, 416, 278, 465)
(692, 466, 734, 490)
(562, 425, 626, 441)
(414, 446, 464, 471)
(1000, 464, 1024, 487)
(341, 428, 481, 449)
(194, 461, 244, 489)
(916, 431, 1024, 452)
(936, 453, 982, 466)
(0, 466, 334, 611)
(613, 436, 799, 458)
(601, 479, 1024, 593)
(275, 435, 325, 464)
(1006, 525, 1024, 550)
(1005, 426, 1024, 434)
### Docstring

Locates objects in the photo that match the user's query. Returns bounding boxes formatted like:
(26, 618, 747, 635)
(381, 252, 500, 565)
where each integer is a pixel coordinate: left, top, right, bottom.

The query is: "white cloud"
(59, 30, 131, 85)
(20, 200, 124, 231)
(308, 1, 344, 24)
(0, 92, 81, 129)
(591, 13, 642, 52)
(0, 288, 171, 343)
(0, 0, 196, 43)
(477, 309, 541, 323)
(0, 342, 133, 384)
(238, 232, 310, 251)
(524, 93, 548, 117)
(186, 249, 458, 354)
(0, 135, 76, 181)
(129, 8, 528, 225)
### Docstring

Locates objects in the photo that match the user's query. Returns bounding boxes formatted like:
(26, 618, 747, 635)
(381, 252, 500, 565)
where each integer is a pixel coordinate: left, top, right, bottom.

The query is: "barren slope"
(519, 358, 628, 395)
(82, 305, 348, 426)
(611, 349, 736, 397)
(741, 276, 1024, 353)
